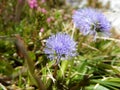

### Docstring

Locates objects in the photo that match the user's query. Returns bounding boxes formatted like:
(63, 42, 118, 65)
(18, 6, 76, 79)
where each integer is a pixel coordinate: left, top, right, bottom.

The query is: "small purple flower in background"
(28, 0, 38, 9)
(44, 33, 77, 63)
(72, 8, 111, 39)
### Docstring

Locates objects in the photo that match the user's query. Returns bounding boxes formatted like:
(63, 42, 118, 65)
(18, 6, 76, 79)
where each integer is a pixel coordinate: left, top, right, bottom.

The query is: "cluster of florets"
(72, 8, 111, 39)
(44, 33, 77, 62)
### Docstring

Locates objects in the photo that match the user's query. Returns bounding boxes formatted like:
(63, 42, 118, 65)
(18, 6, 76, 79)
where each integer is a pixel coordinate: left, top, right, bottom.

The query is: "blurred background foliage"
(0, 0, 120, 90)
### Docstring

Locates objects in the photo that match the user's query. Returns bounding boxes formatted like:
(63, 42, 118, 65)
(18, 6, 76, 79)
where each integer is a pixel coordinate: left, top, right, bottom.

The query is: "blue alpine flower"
(72, 8, 111, 39)
(44, 33, 77, 62)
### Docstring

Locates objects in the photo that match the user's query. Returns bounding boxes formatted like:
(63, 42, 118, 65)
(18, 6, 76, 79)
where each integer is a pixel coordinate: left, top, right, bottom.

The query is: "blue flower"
(72, 8, 111, 39)
(44, 33, 77, 62)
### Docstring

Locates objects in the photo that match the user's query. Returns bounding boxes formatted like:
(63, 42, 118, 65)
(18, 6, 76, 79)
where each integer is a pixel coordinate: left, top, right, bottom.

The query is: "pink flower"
(39, 28, 44, 37)
(46, 18, 51, 23)
(40, 28, 44, 32)
(46, 17, 54, 23)
(28, 0, 38, 9)
(37, 7, 47, 14)
(41, 8, 47, 14)
(41, 0, 46, 3)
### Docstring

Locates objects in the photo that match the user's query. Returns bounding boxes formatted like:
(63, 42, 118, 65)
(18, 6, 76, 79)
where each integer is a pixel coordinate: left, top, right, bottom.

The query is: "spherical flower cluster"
(72, 8, 111, 39)
(28, 0, 38, 9)
(44, 33, 77, 62)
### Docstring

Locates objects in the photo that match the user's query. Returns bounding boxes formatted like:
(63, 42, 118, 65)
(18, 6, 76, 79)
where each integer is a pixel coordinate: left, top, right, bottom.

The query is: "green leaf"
(58, 60, 69, 78)
(91, 79, 120, 90)
(86, 85, 109, 90)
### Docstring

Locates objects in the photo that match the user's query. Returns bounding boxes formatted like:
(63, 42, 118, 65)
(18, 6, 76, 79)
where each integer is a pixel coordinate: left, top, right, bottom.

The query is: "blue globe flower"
(44, 33, 77, 62)
(72, 8, 111, 39)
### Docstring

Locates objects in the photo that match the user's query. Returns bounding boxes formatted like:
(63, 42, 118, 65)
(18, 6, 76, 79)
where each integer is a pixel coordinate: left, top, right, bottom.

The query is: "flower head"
(28, 0, 38, 9)
(44, 33, 77, 62)
(72, 8, 111, 39)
